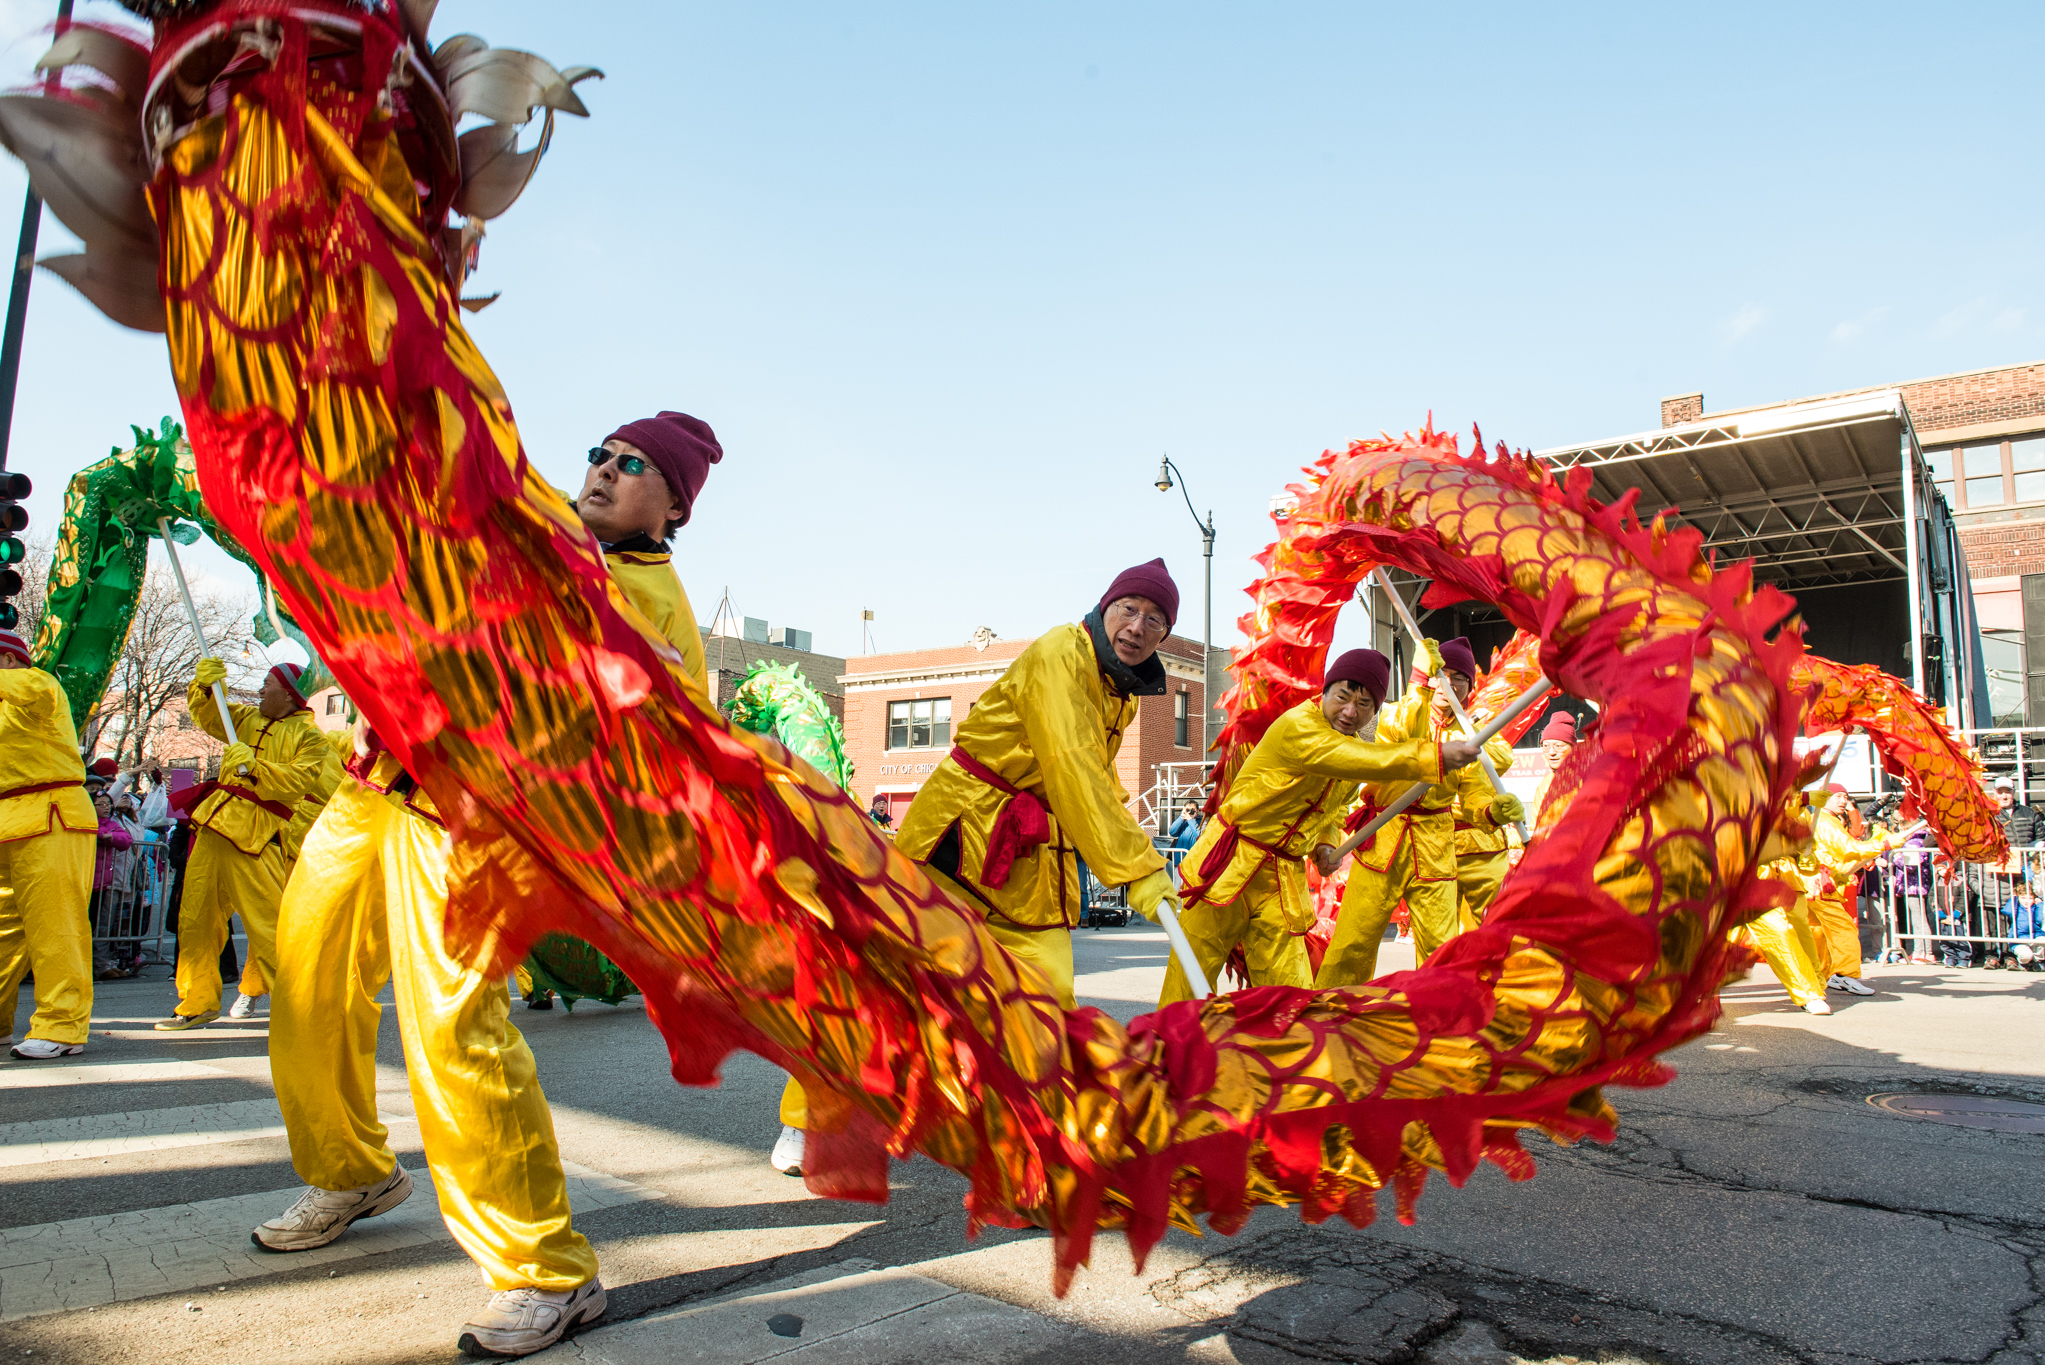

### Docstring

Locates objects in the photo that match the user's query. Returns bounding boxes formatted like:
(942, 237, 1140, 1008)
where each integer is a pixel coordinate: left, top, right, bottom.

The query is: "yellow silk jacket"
(896, 621, 1164, 930)
(606, 544, 705, 686)
(1806, 806, 1891, 896)
(186, 681, 327, 855)
(0, 667, 94, 841)
(1354, 688, 1502, 881)
(282, 727, 351, 861)
(1182, 699, 1442, 933)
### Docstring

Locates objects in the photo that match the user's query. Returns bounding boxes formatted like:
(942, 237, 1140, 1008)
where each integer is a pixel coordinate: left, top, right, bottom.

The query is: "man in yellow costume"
(772, 561, 1184, 1176)
(251, 411, 718, 1358)
(1447, 670, 1524, 933)
(0, 629, 98, 1060)
(157, 659, 326, 1031)
(1742, 859, 1834, 1016)
(1314, 636, 1524, 987)
(1808, 783, 1899, 998)
(1158, 648, 1478, 1004)
(228, 722, 348, 1021)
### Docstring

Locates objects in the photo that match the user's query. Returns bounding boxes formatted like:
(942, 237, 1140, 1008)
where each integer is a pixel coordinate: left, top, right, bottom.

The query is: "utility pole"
(0, 0, 74, 475)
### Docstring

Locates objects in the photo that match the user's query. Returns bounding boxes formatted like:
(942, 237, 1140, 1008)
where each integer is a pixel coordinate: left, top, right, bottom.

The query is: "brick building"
(841, 628, 1208, 832)
(1658, 358, 2045, 725)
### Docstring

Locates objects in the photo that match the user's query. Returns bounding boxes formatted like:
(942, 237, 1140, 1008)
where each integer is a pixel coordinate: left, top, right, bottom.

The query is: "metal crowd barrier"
(1868, 842, 2045, 966)
(91, 839, 173, 972)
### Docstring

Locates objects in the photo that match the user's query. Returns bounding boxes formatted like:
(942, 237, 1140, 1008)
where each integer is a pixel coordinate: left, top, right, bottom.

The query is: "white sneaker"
(10, 1038, 84, 1059)
(1802, 999, 1833, 1015)
(457, 1279, 606, 1357)
(227, 993, 267, 1019)
(771, 1124, 805, 1176)
(1834, 975, 1874, 996)
(251, 1166, 412, 1251)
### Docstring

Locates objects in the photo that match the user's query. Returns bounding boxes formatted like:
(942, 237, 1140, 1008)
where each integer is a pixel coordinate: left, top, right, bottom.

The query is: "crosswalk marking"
(0, 1160, 658, 1322)
(0, 1098, 302, 1169)
(0, 1059, 238, 1092)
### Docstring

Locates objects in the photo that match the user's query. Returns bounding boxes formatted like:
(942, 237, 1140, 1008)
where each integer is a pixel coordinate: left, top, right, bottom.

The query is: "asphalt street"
(3, 924, 2041, 1364)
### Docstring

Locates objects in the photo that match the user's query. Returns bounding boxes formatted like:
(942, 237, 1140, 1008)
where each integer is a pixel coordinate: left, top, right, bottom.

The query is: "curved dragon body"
(17, 2, 1812, 1291)
(1790, 655, 2004, 864)
(34, 419, 332, 726)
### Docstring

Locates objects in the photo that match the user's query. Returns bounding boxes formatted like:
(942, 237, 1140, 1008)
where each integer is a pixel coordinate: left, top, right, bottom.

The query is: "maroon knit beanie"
(1097, 558, 1179, 628)
(1438, 636, 1478, 680)
(1540, 713, 1577, 744)
(1324, 648, 1392, 706)
(603, 411, 724, 527)
(0, 629, 28, 667)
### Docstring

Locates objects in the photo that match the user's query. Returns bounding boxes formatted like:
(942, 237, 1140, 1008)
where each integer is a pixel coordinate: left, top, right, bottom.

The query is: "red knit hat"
(603, 411, 723, 527)
(1438, 636, 1478, 680)
(1541, 713, 1577, 744)
(1824, 782, 1849, 796)
(1098, 558, 1179, 627)
(1325, 648, 1392, 705)
(89, 757, 117, 778)
(0, 629, 29, 667)
(268, 662, 308, 707)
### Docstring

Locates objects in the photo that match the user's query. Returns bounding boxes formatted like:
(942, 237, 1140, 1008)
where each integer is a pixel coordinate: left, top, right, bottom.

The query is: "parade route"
(5, 926, 2043, 1364)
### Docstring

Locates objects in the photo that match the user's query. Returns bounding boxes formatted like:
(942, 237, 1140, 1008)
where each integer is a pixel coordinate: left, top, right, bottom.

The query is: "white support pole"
(157, 519, 242, 764)
(1372, 568, 1528, 842)
(1332, 675, 1553, 862)
(1154, 897, 1213, 999)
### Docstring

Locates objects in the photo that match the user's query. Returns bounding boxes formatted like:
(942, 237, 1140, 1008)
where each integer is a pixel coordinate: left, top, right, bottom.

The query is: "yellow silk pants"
(1735, 906, 1828, 1007)
(1158, 863, 1310, 1005)
(0, 829, 94, 1045)
(1810, 890, 1862, 979)
(780, 865, 1079, 1133)
(176, 826, 286, 1016)
(1456, 849, 1509, 932)
(270, 781, 595, 1291)
(1314, 848, 1458, 988)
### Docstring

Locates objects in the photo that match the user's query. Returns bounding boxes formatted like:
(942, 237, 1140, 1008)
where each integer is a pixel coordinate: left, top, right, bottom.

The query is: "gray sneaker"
(251, 1166, 412, 1251)
(227, 993, 267, 1019)
(458, 1279, 607, 1357)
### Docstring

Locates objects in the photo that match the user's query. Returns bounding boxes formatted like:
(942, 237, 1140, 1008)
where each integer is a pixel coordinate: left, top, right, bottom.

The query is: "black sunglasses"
(587, 447, 650, 476)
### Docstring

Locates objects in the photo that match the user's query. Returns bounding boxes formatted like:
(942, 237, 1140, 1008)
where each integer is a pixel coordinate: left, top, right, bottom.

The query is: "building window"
(325, 693, 347, 716)
(2014, 437, 2045, 505)
(1927, 447, 1954, 507)
(1173, 690, 1189, 747)
(1984, 629, 2027, 728)
(886, 698, 951, 750)
(1964, 444, 2006, 508)
(176, 710, 195, 730)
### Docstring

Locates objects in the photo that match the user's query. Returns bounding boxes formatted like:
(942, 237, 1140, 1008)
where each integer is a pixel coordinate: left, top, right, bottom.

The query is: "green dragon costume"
(34, 418, 333, 727)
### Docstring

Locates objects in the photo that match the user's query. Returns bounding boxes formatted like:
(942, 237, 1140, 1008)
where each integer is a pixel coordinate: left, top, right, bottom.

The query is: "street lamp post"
(1153, 454, 1217, 750)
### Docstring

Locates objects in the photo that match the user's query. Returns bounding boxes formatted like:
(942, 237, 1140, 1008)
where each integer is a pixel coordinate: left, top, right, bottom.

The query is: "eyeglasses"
(587, 447, 650, 476)
(1107, 601, 1169, 636)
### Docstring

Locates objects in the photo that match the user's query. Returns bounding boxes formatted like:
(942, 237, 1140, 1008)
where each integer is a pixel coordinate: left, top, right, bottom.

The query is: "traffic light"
(0, 471, 28, 632)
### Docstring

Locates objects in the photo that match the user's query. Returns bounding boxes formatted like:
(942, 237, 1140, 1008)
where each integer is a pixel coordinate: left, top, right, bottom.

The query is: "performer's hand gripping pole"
(1332, 674, 1554, 863)
(157, 518, 244, 770)
(1374, 567, 1529, 844)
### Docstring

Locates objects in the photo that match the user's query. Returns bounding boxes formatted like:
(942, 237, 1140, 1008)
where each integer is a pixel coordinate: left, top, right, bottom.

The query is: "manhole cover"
(1866, 1093, 2045, 1134)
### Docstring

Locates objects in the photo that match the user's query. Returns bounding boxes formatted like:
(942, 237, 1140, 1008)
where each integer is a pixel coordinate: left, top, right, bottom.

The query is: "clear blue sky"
(0, 2, 2037, 660)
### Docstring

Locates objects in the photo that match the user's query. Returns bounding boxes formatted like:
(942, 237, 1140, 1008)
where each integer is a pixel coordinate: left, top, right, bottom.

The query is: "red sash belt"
(947, 745, 1049, 888)
(1194, 818, 1302, 885)
(0, 779, 78, 802)
(217, 784, 296, 821)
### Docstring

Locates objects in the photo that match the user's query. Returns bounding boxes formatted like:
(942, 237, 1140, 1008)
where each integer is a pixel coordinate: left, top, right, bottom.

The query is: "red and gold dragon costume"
(0, 0, 1992, 1292)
